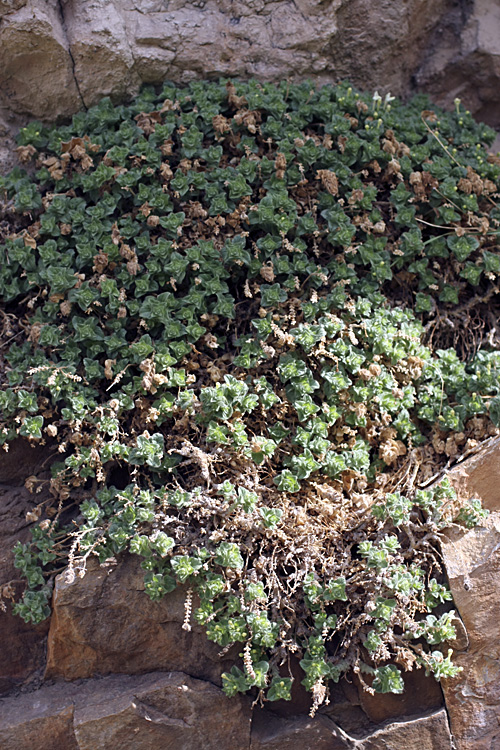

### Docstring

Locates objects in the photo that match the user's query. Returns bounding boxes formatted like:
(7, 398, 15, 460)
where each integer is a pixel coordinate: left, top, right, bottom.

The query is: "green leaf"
(214, 542, 244, 569)
(372, 665, 404, 694)
(19, 415, 44, 439)
(273, 470, 301, 493)
(259, 507, 283, 529)
(324, 577, 347, 602)
(129, 432, 165, 468)
(260, 283, 288, 308)
(447, 234, 479, 262)
(170, 555, 202, 582)
(267, 676, 293, 701)
(489, 396, 500, 427)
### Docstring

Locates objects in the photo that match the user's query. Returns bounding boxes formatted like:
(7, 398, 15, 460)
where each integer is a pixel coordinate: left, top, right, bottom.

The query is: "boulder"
(60, 0, 140, 108)
(73, 672, 251, 750)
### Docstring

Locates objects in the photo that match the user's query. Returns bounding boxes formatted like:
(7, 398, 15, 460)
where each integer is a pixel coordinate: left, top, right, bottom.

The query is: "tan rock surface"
(45, 554, 239, 684)
(61, 0, 140, 108)
(0, 1, 28, 14)
(0, 0, 82, 120)
(440, 437, 500, 750)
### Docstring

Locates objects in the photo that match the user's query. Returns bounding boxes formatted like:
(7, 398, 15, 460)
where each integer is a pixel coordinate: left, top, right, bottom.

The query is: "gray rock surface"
(417, 0, 500, 126)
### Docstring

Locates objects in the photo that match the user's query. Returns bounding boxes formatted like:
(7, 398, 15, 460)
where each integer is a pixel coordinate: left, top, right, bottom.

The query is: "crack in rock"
(56, 0, 87, 110)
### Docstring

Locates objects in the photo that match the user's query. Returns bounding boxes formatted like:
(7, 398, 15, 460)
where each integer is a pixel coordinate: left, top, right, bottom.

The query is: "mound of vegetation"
(0, 80, 498, 710)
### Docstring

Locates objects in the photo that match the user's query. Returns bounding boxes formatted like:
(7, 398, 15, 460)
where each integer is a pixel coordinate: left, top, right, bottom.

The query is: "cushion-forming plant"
(0, 80, 498, 711)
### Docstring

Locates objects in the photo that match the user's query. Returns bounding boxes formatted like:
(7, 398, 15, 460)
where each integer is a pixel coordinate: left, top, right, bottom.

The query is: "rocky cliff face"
(1, 438, 500, 748)
(0, 0, 500, 129)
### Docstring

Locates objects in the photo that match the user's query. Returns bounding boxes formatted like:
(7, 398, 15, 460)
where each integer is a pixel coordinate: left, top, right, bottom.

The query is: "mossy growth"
(0, 79, 498, 711)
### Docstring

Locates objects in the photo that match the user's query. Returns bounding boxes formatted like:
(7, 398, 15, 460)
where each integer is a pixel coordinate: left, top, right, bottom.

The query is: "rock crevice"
(56, 0, 88, 110)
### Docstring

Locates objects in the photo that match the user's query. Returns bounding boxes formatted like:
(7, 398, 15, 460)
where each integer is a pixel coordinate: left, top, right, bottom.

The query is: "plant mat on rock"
(0, 79, 498, 712)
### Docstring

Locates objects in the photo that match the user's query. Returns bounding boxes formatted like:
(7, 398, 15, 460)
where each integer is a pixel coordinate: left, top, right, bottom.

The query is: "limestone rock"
(61, 0, 140, 108)
(440, 437, 500, 750)
(0, 0, 27, 16)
